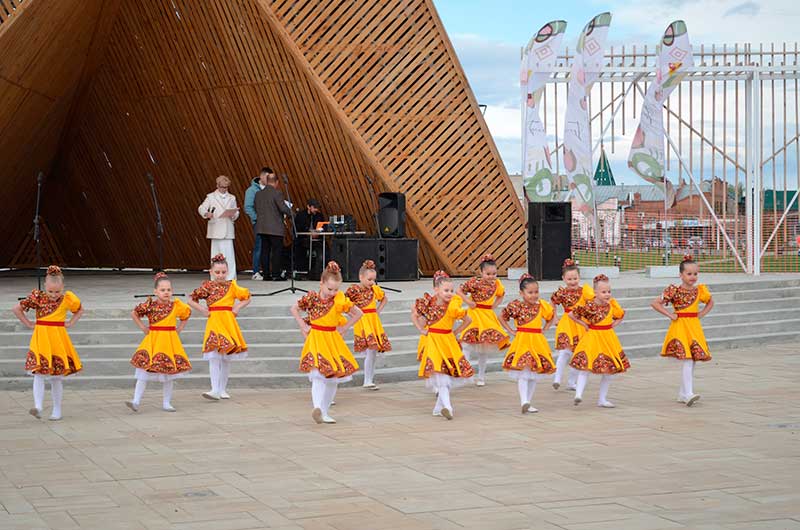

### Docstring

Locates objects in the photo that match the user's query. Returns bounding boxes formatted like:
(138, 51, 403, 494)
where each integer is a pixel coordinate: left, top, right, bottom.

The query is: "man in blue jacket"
(244, 167, 270, 280)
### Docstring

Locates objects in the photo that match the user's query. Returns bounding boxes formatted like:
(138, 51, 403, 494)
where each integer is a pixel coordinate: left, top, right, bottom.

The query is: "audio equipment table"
(296, 231, 366, 274)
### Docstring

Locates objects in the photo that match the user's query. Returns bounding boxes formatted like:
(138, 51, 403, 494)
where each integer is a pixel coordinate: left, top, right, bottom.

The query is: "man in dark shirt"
(293, 199, 324, 273)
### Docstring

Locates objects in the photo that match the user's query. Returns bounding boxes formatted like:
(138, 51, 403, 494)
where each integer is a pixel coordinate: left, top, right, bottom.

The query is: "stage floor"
(0, 342, 797, 529)
(2, 271, 800, 309)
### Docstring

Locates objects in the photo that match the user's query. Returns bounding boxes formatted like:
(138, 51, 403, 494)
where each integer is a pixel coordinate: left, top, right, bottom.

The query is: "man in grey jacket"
(254, 173, 292, 280)
(244, 168, 269, 280)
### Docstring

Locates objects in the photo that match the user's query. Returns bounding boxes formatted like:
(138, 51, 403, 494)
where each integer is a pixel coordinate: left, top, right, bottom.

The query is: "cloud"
(723, 1, 760, 17)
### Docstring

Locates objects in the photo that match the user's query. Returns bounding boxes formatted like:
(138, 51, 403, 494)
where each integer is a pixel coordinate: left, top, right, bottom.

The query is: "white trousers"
(554, 349, 578, 387)
(517, 378, 538, 406)
(464, 344, 498, 381)
(575, 372, 614, 404)
(208, 357, 232, 394)
(363, 349, 378, 386)
(32, 374, 63, 419)
(433, 386, 453, 414)
(132, 379, 174, 408)
(311, 378, 338, 416)
(210, 239, 236, 280)
(680, 360, 695, 398)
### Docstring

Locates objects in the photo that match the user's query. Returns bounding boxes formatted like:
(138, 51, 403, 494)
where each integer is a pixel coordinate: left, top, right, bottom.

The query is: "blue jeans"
(252, 223, 262, 272)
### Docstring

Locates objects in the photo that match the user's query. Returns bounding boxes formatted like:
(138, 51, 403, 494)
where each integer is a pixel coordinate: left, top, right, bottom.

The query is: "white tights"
(132, 379, 174, 408)
(554, 349, 578, 387)
(32, 375, 63, 419)
(680, 360, 695, 398)
(465, 345, 491, 381)
(311, 378, 339, 416)
(433, 386, 453, 414)
(516, 378, 538, 406)
(575, 372, 614, 404)
(208, 358, 232, 394)
(363, 350, 377, 386)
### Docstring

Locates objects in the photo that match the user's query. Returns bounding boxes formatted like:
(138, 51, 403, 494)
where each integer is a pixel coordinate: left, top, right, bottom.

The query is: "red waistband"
(589, 324, 613, 330)
(676, 312, 698, 318)
(149, 326, 176, 331)
(564, 307, 572, 313)
(516, 327, 542, 333)
(362, 308, 377, 314)
(311, 324, 337, 332)
(209, 306, 233, 312)
(475, 303, 494, 310)
(428, 328, 452, 334)
(35, 321, 65, 327)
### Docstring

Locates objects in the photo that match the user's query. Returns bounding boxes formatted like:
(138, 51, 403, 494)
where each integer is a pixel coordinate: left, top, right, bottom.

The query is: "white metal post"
(745, 74, 754, 274)
(753, 70, 762, 275)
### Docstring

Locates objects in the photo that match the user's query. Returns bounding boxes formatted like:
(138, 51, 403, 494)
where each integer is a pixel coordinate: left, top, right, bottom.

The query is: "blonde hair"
(216, 175, 231, 188)
(322, 261, 342, 283)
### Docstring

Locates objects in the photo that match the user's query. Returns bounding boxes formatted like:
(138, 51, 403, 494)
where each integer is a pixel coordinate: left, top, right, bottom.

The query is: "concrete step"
(0, 297, 795, 348)
(1, 329, 796, 390)
(2, 281, 797, 320)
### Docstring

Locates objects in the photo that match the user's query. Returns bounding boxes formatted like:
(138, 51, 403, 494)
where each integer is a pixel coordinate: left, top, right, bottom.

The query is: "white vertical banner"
(562, 12, 612, 219)
(521, 20, 567, 202)
(628, 20, 694, 207)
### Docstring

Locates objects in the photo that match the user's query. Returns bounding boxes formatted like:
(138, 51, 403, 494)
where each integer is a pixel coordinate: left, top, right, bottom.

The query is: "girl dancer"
(550, 259, 594, 391)
(188, 253, 251, 401)
(650, 255, 714, 407)
(345, 260, 391, 390)
(569, 274, 629, 408)
(126, 273, 192, 412)
(291, 261, 363, 424)
(500, 274, 555, 413)
(457, 254, 510, 386)
(11, 266, 83, 420)
(412, 271, 474, 420)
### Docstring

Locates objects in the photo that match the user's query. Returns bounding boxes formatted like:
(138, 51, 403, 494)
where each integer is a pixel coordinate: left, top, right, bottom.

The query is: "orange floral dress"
(298, 291, 360, 380)
(190, 280, 250, 359)
(21, 290, 82, 377)
(501, 300, 555, 378)
(550, 284, 595, 352)
(130, 298, 192, 381)
(659, 284, 712, 362)
(345, 284, 391, 353)
(459, 278, 510, 349)
(415, 294, 474, 386)
(570, 299, 630, 374)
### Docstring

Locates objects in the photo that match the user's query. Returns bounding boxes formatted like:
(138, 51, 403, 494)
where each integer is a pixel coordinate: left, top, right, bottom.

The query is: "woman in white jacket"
(198, 175, 240, 280)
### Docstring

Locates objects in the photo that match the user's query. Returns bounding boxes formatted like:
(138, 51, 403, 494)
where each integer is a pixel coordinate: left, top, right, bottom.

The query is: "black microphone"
(281, 173, 288, 186)
(37, 172, 44, 184)
(147, 172, 154, 185)
(365, 174, 373, 185)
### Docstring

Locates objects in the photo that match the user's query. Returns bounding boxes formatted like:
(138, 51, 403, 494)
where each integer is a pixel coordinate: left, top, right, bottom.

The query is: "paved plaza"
(0, 342, 798, 530)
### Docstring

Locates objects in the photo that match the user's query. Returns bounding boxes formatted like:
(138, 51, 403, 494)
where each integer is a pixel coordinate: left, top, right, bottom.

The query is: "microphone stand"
(363, 175, 401, 294)
(267, 174, 307, 295)
(33, 172, 44, 290)
(147, 172, 164, 272)
(364, 174, 382, 238)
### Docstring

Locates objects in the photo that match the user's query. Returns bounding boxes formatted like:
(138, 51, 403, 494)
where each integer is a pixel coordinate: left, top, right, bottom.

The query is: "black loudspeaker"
(528, 202, 572, 280)
(330, 238, 419, 281)
(378, 192, 406, 238)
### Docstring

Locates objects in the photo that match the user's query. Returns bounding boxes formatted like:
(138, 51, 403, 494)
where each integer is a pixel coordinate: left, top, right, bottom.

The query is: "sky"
(433, 0, 800, 187)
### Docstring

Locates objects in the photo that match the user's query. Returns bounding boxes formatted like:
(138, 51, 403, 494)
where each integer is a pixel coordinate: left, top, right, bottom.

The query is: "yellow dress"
(21, 290, 82, 377)
(415, 294, 474, 382)
(190, 280, 250, 359)
(550, 284, 595, 352)
(570, 298, 631, 374)
(345, 284, 392, 353)
(659, 284, 712, 361)
(130, 298, 192, 380)
(298, 291, 360, 380)
(459, 278, 510, 349)
(501, 299, 555, 378)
